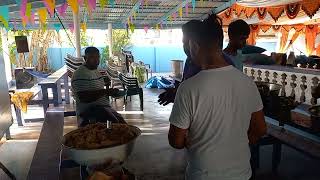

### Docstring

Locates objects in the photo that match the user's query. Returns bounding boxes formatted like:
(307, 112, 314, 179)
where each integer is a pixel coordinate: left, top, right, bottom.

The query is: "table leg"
(41, 86, 49, 114)
(14, 104, 23, 126)
(64, 74, 70, 104)
(52, 84, 60, 107)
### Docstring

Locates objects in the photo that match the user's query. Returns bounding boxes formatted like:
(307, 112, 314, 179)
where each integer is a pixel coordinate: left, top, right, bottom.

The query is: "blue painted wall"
(47, 45, 187, 72)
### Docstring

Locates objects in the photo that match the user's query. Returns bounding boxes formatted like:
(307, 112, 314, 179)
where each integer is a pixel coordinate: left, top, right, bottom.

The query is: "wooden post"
(73, 6, 81, 58)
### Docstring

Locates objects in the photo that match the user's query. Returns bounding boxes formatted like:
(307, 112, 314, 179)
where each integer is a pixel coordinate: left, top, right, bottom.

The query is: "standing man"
(224, 19, 251, 70)
(72, 47, 126, 126)
(168, 15, 266, 180)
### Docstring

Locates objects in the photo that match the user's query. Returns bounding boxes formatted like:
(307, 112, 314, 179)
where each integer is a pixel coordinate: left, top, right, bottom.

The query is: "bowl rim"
(62, 124, 141, 150)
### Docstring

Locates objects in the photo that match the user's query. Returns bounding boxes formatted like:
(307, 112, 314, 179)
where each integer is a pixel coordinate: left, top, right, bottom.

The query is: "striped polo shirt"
(71, 65, 110, 115)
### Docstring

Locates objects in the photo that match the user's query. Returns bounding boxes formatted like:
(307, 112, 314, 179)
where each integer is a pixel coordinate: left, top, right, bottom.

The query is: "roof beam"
(200, 0, 237, 19)
(121, 0, 143, 24)
(7, 0, 65, 14)
(154, 0, 192, 25)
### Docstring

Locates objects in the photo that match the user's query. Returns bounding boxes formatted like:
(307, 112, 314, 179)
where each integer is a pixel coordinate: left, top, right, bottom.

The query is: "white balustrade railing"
(243, 65, 320, 105)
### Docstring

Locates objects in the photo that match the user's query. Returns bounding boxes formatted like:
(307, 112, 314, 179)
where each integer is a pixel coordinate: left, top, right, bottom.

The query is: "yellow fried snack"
(64, 123, 139, 149)
(11, 92, 34, 113)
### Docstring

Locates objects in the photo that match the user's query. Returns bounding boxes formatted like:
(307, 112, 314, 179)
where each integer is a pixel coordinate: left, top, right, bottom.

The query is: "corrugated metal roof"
(1, 0, 229, 29)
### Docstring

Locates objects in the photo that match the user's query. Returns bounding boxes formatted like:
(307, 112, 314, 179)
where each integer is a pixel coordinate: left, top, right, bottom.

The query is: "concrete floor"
(1, 88, 320, 180)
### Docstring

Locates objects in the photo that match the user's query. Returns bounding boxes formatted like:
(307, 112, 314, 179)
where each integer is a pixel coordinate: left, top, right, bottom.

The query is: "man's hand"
(158, 88, 177, 106)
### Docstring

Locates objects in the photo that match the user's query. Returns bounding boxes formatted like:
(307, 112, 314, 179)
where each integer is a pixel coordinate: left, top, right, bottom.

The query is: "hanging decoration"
(53, 23, 61, 32)
(22, 15, 28, 28)
(179, 7, 183, 19)
(172, 12, 177, 21)
(279, 28, 289, 53)
(247, 25, 259, 45)
(267, 7, 284, 22)
(272, 25, 281, 32)
(0, 6, 9, 28)
(20, 0, 27, 17)
(15, 0, 21, 5)
(43, 0, 55, 17)
(192, 0, 196, 12)
(100, 0, 107, 8)
(133, 11, 137, 20)
(81, 23, 87, 32)
(285, 3, 301, 19)
(305, 25, 318, 56)
(185, 3, 189, 16)
(26, 3, 32, 18)
(56, 2, 68, 17)
(30, 12, 35, 25)
(156, 24, 160, 31)
(87, 0, 97, 12)
(38, 8, 48, 24)
(78, 0, 84, 6)
(256, 7, 267, 20)
(67, 0, 79, 14)
(130, 24, 135, 33)
(110, 0, 115, 8)
(219, 1, 320, 22)
(260, 25, 271, 33)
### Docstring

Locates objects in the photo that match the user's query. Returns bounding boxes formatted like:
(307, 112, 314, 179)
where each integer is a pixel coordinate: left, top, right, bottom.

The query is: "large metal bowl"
(255, 81, 282, 97)
(62, 125, 141, 166)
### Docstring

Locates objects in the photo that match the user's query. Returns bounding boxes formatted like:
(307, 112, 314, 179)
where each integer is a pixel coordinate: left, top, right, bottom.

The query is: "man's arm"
(248, 110, 267, 145)
(168, 124, 188, 149)
(77, 89, 118, 103)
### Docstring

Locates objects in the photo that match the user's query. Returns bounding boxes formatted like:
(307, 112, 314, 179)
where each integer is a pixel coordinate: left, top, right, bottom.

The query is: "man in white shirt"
(168, 14, 266, 180)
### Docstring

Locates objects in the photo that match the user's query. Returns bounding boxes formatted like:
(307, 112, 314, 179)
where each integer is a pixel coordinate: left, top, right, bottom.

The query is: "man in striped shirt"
(71, 47, 126, 126)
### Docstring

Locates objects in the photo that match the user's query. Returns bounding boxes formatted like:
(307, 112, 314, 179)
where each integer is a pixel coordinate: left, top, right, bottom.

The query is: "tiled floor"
(1, 88, 320, 180)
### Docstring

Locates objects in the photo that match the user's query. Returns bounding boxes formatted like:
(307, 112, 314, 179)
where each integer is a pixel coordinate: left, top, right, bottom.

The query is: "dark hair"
(85, 46, 100, 56)
(228, 19, 250, 37)
(182, 20, 202, 38)
(188, 14, 224, 48)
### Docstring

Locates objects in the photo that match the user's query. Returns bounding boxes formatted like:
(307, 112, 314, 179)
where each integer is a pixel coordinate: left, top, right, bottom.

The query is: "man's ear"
(189, 40, 200, 57)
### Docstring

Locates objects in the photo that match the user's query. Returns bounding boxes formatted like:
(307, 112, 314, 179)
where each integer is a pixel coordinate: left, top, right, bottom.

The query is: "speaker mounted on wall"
(15, 36, 29, 53)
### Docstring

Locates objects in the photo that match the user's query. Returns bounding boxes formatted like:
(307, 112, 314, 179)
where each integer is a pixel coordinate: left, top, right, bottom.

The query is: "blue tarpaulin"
(145, 76, 175, 89)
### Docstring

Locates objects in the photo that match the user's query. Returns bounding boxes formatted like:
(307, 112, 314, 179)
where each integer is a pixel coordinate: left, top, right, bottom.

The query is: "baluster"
(311, 77, 320, 105)
(300, 76, 307, 103)
(264, 71, 270, 82)
(280, 73, 287, 96)
(272, 72, 278, 84)
(250, 69, 255, 80)
(244, 68, 248, 75)
(290, 74, 297, 99)
(257, 70, 262, 82)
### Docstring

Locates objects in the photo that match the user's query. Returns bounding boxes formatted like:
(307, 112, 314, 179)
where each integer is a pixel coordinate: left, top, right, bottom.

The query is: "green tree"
(112, 29, 131, 56)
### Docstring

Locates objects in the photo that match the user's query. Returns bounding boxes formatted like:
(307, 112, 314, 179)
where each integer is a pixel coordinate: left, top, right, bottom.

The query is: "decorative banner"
(130, 24, 135, 33)
(172, 12, 177, 21)
(67, 0, 79, 14)
(192, 0, 196, 12)
(20, 0, 27, 17)
(57, 2, 68, 17)
(22, 16, 28, 28)
(100, 0, 107, 8)
(144, 25, 148, 33)
(38, 8, 47, 24)
(285, 3, 301, 19)
(13, 19, 17, 29)
(185, 3, 189, 16)
(81, 23, 87, 32)
(127, 17, 131, 25)
(156, 24, 159, 31)
(87, 0, 97, 12)
(53, 23, 61, 32)
(168, 15, 172, 23)
(160, 22, 163, 29)
(69, 23, 74, 33)
(43, 0, 56, 17)
(15, 0, 21, 5)
(26, 3, 31, 18)
(0, 6, 9, 28)
(78, 0, 84, 6)
(110, 0, 115, 8)
(179, 7, 183, 18)
(30, 12, 35, 24)
(130, 16, 133, 24)
(133, 11, 137, 20)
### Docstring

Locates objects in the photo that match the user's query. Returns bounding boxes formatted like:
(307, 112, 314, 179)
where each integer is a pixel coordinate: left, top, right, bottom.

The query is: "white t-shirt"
(169, 65, 263, 180)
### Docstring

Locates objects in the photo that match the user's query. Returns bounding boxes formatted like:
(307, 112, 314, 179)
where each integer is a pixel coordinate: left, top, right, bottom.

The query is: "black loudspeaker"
(15, 36, 29, 53)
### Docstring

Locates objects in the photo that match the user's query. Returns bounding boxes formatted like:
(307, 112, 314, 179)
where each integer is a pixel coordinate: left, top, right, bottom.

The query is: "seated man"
(71, 47, 126, 126)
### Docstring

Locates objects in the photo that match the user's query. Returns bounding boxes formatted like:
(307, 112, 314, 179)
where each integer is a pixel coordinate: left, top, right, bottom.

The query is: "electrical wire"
(54, 9, 76, 49)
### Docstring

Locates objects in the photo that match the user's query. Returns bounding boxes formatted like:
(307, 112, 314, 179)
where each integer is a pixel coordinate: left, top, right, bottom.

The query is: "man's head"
(84, 46, 100, 70)
(182, 20, 202, 57)
(187, 14, 224, 66)
(228, 19, 250, 49)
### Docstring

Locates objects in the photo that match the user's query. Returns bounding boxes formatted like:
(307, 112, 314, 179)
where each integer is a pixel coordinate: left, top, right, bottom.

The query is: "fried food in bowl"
(62, 123, 141, 166)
